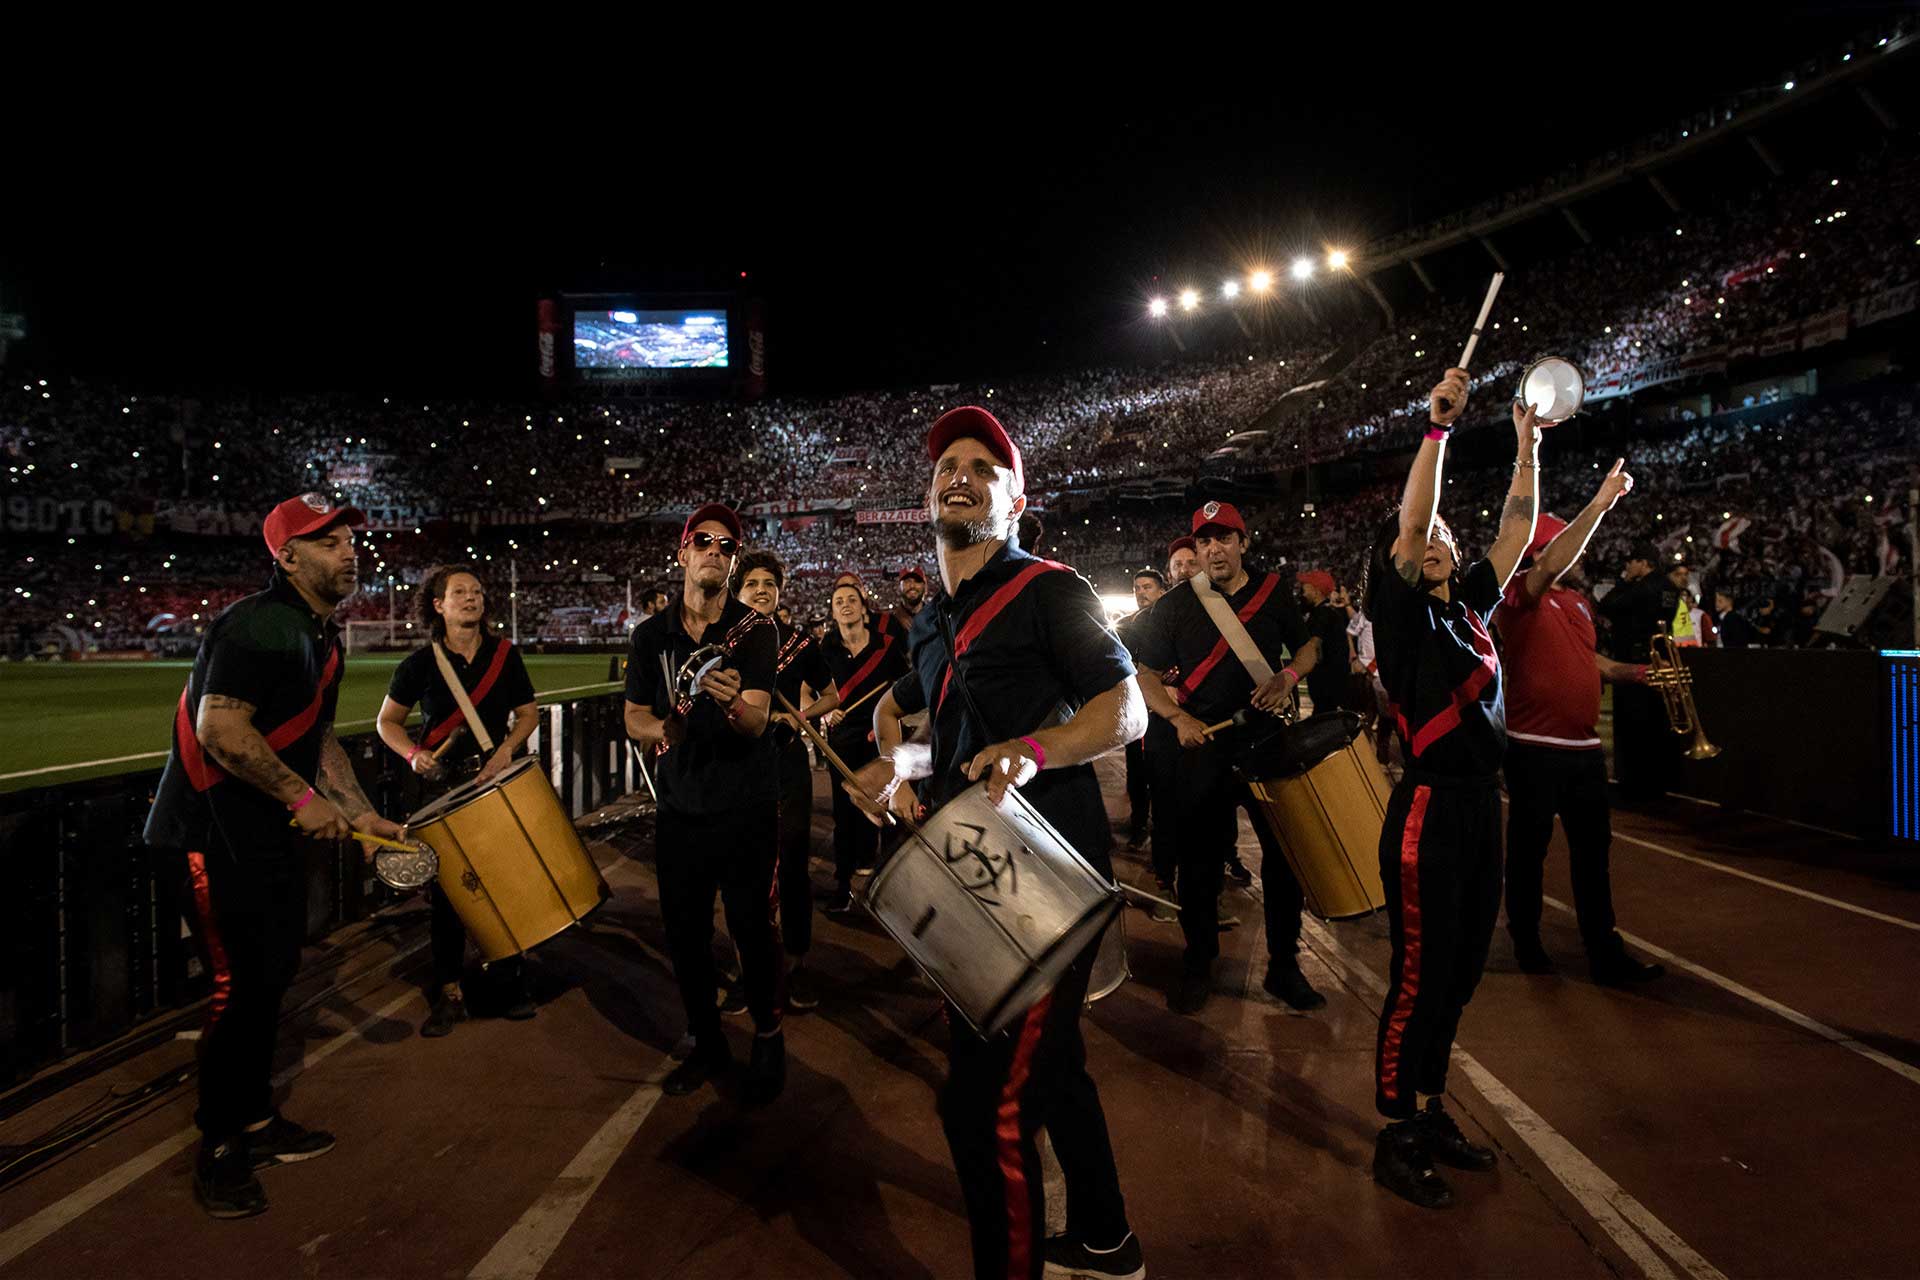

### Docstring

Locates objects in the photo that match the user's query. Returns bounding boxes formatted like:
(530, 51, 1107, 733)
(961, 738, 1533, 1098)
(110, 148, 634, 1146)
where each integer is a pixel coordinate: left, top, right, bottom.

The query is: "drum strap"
(433, 641, 498, 754)
(1187, 571, 1283, 692)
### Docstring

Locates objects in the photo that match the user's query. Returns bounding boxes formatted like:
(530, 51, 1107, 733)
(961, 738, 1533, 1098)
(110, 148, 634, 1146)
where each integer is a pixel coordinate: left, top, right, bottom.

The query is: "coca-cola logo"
(748, 330, 766, 377)
(538, 332, 555, 379)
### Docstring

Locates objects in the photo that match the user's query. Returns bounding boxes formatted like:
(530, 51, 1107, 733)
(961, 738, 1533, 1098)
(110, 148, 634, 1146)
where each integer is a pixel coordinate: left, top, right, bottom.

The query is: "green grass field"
(0, 654, 622, 792)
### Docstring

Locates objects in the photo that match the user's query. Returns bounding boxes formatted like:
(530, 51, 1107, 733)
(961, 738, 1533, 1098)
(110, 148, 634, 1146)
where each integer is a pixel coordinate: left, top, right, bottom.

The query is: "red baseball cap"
(926, 405, 1024, 494)
(1191, 500, 1247, 538)
(263, 492, 365, 557)
(1525, 512, 1570, 562)
(1296, 569, 1337, 596)
(681, 501, 744, 544)
(1167, 535, 1197, 558)
(898, 566, 926, 582)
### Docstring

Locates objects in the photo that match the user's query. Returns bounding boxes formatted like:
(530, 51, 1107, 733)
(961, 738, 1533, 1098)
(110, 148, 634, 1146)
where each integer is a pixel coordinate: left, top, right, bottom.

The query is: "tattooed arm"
(1391, 367, 1469, 582)
(315, 728, 376, 822)
(197, 696, 353, 841)
(1487, 403, 1544, 589)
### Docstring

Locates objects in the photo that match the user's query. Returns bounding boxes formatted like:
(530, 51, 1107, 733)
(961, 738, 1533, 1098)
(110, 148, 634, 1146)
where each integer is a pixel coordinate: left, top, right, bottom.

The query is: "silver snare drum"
(864, 782, 1122, 1037)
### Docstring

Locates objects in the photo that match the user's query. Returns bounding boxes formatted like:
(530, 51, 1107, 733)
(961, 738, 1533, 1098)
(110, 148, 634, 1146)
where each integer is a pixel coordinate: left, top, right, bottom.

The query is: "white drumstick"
(1455, 272, 1505, 371)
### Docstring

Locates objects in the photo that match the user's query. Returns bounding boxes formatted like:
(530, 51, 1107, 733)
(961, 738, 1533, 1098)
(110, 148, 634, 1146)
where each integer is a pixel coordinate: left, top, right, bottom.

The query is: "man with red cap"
(145, 493, 408, 1219)
(1296, 568, 1353, 715)
(1129, 500, 1324, 1015)
(623, 502, 786, 1103)
(1496, 462, 1665, 987)
(1166, 536, 1198, 584)
(851, 405, 1149, 1280)
(891, 565, 930, 634)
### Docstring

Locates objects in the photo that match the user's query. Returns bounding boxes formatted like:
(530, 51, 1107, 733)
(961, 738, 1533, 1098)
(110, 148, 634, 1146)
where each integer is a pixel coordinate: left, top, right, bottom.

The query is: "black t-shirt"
(772, 620, 832, 748)
(889, 544, 1135, 870)
(1372, 557, 1506, 778)
(823, 622, 910, 754)
(387, 634, 536, 768)
(624, 595, 779, 817)
(1598, 575, 1676, 661)
(145, 570, 346, 856)
(1304, 602, 1351, 708)
(1131, 568, 1311, 724)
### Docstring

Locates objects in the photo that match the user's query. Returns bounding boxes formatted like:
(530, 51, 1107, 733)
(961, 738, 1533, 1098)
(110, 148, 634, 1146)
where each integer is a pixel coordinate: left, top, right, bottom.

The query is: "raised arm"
(1390, 367, 1469, 580)
(1522, 458, 1633, 600)
(1486, 403, 1544, 589)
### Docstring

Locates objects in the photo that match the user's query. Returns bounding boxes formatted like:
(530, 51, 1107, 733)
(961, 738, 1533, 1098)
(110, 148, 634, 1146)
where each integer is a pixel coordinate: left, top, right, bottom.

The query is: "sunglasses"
(684, 531, 739, 555)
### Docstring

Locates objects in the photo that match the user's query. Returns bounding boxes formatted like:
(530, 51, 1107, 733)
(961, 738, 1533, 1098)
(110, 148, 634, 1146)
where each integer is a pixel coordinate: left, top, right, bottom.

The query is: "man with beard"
(1129, 502, 1324, 1016)
(1496, 473, 1665, 988)
(892, 565, 930, 633)
(624, 503, 785, 1102)
(1116, 568, 1167, 851)
(851, 406, 1148, 1280)
(1363, 368, 1537, 1210)
(1166, 536, 1198, 585)
(145, 494, 408, 1218)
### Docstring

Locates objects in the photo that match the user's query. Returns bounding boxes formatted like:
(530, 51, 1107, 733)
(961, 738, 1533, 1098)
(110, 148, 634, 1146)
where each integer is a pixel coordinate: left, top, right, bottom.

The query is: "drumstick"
(1436, 272, 1504, 415)
(1119, 881, 1181, 913)
(285, 818, 421, 854)
(626, 740, 660, 804)
(829, 682, 888, 723)
(776, 690, 894, 823)
(429, 725, 465, 762)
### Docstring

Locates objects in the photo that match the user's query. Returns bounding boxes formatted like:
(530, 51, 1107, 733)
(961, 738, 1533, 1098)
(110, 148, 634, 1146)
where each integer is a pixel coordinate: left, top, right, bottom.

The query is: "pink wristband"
(1282, 666, 1299, 683)
(406, 745, 422, 764)
(1019, 736, 1047, 770)
(288, 786, 315, 812)
(1424, 426, 1451, 441)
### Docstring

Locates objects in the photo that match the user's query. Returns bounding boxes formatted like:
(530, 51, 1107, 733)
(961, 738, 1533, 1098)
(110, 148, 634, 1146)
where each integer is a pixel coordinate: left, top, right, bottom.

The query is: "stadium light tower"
(1222, 280, 1241, 299)
(1291, 257, 1315, 281)
(1249, 269, 1273, 293)
(1179, 288, 1200, 312)
(1148, 297, 1169, 318)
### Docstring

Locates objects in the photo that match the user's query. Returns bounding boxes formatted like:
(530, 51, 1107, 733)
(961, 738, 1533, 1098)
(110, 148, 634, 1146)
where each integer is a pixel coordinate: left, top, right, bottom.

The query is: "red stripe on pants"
(1379, 786, 1430, 1103)
(996, 994, 1051, 1278)
(185, 851, 233, 1030)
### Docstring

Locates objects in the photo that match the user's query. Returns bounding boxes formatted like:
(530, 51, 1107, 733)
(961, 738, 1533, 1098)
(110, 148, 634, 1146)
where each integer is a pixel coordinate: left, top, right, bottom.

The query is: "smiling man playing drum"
(849, 406, 1149, 1280)
(623, 502, 786, 1103)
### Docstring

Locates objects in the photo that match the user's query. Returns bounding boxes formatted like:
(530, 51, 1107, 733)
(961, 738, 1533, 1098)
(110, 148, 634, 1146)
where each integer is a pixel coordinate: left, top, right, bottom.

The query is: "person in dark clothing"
(737, 548, 833, 1011)
(1115, 568, 1167, 850)
(1714, 589, 1761, 648)
(1130, 502, 1325, 1015)
(145, 493, 407, 1219)
(1598, 542, 1679, 801)
(1297, 568, 1352, 714)
(816, 574, 911, 912)
(623, 502, 786, 1103)
(852, 406, 1148, 1280)
(375, 563, 539, 1036)
(1363, 368, 1538, 1211)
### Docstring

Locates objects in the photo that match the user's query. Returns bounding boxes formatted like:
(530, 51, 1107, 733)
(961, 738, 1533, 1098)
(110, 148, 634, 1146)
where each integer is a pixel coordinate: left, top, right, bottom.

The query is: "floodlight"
(1222, 281, 1240, 299)
(1179, 289, 1200, 311)
(1291, 258, 1314, 280)
(1327, 249, 1350, 270)
(1249, 269, 1273, 292)
(1148, 297, 1168, 318)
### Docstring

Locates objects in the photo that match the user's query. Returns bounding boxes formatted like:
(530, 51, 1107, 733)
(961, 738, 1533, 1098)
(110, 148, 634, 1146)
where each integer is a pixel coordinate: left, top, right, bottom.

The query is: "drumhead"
(407, 755, 540, 825)
(1232, 711, 1364, 782)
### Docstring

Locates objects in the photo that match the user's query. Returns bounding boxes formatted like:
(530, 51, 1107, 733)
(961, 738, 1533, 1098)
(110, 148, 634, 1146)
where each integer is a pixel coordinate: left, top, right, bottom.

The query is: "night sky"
(4, 11, 1896, 398)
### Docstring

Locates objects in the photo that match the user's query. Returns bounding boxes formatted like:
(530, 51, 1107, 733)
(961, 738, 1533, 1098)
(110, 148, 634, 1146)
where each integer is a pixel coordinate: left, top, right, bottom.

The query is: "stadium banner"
(604, 456, 646, 472)
(1757, 323, 1801, 357)
(536, 298, 560, 384)
(743, 498, 854, 516)
(855, 508, 930, 525)
(742, 297, 767, 400)
(1854, 282, 1917, 329)
(6, 496, 123, 536)
(1800, 307, 1849, 349)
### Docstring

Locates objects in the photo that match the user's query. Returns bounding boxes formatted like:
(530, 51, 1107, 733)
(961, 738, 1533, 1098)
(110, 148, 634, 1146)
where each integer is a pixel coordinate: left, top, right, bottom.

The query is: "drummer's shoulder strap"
(1183, 572, 1281, 696)
(432, 641, 498, 754)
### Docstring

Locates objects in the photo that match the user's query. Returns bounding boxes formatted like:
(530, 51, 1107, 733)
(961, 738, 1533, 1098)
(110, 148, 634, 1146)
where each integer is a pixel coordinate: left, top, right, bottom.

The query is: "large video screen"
(572, 309, 729, 371)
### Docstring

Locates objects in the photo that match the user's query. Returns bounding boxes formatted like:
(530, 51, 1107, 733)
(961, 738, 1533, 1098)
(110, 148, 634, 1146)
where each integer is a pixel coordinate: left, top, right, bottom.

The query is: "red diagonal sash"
(1174, 572, 1279, 705)
(935, 560, 1068, 713)
(836, 631, 897, 705)
(422, 638, 515, 748)
(175, 645, 343, 792)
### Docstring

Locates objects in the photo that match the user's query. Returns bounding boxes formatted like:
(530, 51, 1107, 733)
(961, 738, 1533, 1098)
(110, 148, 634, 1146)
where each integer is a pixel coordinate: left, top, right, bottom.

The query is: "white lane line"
(1611, 831, 1920, 934)
(0, 987, 421, 1268)
(465, 1075, 666, 1280)
(1544, 895, 1920, 1089)
(0, 683, 620, 783)
(1299, 917, 1726, 1280)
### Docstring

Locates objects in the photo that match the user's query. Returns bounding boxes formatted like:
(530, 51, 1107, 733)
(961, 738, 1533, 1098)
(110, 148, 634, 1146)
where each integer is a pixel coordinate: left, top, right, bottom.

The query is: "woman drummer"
(816, 573, 909, 914)
(376, 563, 538, 1037)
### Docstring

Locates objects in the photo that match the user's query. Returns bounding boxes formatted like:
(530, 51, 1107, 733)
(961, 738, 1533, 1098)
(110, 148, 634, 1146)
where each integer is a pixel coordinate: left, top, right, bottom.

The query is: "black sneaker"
(1043, 1230, 1147, 1279)
(1417, 1098, 1496, 1171)
(718, 985, 750, 1017)
(786, 964, 820, 1012)
(1373, 1121, 1453, 1209)
(663, 1043, 731, 1097)
(1511, 933, 1556, 975)
(246, 1114, 336, 1168)
(1590, 935, 1665, 987)
(1125, 824, 1149, 852)
(1225, 856, 1253, 887)
(1170, 971, 1211, 1016)
(421, 987, 467, 1038)
(1262, 963, 1327, 1011)
(195, 1139, 268, 1219)
(499, 969, 537, 1021)
(745, 1031, 786, 1105)
(824, 886, 855, 915)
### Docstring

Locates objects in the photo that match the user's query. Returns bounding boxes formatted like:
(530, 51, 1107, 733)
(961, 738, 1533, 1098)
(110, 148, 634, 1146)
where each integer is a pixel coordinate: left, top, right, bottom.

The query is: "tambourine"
(1514, 356, 1586, 425)
(373, 840, 439, 891)
(674, 644, 730, 701)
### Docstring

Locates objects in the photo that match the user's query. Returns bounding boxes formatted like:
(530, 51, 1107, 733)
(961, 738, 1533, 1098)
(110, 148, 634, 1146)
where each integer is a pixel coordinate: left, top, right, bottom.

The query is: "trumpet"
(1643, 631, 1721, 760)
